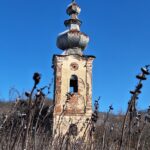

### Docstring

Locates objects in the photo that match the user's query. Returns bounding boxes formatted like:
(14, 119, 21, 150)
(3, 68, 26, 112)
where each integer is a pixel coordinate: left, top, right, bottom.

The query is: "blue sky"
(0, 0, 150, 112)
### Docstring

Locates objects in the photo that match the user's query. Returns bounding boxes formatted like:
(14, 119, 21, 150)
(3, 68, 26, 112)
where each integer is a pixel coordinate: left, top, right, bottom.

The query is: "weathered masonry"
(52, 0, 95, 137)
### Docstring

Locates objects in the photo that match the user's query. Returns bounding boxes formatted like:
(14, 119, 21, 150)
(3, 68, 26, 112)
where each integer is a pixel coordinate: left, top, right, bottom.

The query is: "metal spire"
(56, 0, 89, 55)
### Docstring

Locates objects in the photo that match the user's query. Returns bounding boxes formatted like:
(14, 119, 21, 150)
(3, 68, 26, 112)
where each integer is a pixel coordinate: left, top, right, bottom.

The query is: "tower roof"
(56, 0, 89, 55)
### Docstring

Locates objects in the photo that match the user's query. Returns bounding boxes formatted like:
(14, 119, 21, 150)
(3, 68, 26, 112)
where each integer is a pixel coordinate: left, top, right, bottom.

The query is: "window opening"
(69, 124, 78, 136)
(69, 75, 78, 93)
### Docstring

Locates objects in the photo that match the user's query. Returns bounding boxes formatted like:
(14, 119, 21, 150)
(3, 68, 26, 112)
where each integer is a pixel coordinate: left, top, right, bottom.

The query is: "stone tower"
(53, 0, 95, 137)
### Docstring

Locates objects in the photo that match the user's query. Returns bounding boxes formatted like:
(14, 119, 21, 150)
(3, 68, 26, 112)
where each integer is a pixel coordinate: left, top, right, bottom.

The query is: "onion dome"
(57, 0, 89, 55)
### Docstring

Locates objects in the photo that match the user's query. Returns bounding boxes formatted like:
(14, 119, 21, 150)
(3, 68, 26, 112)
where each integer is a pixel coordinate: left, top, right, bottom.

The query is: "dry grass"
(0, 65, 150, 150)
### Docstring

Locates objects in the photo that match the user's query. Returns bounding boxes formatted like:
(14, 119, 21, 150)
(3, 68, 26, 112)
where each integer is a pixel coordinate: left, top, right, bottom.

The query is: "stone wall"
(53, 54, 95, 136)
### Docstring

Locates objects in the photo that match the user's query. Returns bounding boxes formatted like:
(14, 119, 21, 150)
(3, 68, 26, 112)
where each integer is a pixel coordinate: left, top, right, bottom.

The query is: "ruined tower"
(53, 0, 95, 137)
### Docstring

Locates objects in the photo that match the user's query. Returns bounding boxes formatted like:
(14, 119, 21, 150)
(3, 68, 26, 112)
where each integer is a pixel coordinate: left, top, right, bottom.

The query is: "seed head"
(33, 72, 41, 84)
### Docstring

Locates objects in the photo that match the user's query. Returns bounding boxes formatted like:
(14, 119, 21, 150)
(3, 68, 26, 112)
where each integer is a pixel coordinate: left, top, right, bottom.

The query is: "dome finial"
(56, 0, 89, 55)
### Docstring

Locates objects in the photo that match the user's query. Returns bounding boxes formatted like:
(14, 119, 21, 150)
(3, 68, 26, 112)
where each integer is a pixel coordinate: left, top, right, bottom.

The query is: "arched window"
(69, 124, 78, 136)
(69, 75, 78, 93)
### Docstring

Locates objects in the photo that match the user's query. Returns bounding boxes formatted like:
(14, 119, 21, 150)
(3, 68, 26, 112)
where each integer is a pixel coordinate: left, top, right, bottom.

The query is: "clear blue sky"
(0, 0, 150, 112)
